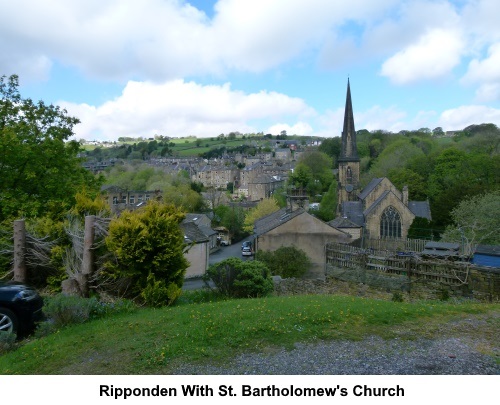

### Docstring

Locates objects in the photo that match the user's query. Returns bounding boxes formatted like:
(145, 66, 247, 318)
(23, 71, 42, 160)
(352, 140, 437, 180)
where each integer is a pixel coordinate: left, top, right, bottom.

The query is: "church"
(330, 80, 432, 240)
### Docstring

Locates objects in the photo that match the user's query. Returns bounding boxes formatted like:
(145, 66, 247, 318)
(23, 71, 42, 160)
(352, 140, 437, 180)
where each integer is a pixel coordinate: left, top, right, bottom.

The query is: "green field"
(1, 293, 497, 374)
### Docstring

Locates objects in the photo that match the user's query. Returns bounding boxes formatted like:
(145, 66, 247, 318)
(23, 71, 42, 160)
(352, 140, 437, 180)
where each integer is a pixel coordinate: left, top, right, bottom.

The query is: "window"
(346, 166, 352, 184)
(380, 206, 402, 238)
(129, 195, 135, 204)
(112, 196, 118, 205)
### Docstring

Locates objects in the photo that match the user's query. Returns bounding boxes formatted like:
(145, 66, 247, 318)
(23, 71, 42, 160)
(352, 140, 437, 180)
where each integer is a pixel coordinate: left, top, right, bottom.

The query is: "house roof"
(253, 207, 305, 236)
(408, 201, 432, 220)
(180, 222, 209, 243)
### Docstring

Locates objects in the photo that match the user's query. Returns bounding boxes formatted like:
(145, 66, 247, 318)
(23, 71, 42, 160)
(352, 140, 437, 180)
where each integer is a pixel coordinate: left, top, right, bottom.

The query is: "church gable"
(363, 190, 415, 239)
(360, 177, 402, 209)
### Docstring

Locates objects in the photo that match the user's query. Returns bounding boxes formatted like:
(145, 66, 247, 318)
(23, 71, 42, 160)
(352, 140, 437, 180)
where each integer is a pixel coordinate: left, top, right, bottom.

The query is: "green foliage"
(105, 201, 188, 305)
(42, 295, 100, 328)
(0, 74, 102, 222)
(243, 197, 280, 232)
(205, 257, 273, 298)
(442, 190, 500, 248)
(0, 332, 17, 354)
(407, 217, 435, 240)
(316, 180, 338, 222)
(140, 273, 182, 308)
(391, 292, 404, 302)
(255, 245, 311, 278)
(36, 294, 136, 336)
(213, 204, 247, 241)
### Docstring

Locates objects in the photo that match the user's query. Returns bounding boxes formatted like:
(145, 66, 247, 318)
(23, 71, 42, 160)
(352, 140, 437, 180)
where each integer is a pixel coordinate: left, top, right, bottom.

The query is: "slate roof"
(341, 201, 365, 226)
(358, 178, 383, 201)
(253, 208, 305, 236)
(328, 216, 361, 229)
(180, 222, 209, 243)
(408, 201, 432, 220)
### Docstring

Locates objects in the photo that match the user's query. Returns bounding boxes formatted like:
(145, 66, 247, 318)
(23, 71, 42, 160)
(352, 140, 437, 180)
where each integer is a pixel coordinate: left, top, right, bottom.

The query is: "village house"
(254, 207, 351, 279)
(101, 185, 161, 214)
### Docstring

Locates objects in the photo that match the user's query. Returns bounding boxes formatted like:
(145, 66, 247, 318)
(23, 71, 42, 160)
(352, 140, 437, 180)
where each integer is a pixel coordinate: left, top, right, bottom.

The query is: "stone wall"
(272, 265, 500, 302)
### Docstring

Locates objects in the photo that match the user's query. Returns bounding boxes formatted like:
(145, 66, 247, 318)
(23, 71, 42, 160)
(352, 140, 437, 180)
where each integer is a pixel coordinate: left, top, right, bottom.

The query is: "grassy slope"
(1, 294, 498, 375)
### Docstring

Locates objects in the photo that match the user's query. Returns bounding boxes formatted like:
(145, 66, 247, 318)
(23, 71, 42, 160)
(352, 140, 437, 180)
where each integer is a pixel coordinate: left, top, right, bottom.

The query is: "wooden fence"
(325, 242, 470, 286)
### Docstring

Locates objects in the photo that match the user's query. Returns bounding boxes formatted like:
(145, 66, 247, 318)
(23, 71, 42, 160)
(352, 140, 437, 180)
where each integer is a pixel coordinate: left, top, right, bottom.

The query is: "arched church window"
(380, 206, 402, 238)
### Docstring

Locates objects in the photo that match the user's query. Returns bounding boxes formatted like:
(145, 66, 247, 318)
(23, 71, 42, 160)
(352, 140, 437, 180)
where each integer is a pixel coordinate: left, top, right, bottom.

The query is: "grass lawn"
(0, 294, 497, 374)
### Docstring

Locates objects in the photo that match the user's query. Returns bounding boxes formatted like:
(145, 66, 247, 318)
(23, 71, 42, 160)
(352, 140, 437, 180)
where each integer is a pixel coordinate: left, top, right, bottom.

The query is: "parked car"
(0, 281, 44, 335)
(241, 246, 253, 256)
(241, 241, 252, 250)
(220, 240, 230, 246)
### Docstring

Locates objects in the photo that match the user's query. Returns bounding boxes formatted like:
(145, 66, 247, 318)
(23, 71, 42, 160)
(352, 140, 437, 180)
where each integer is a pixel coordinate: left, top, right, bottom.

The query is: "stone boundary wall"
(272, 265, 500, 302)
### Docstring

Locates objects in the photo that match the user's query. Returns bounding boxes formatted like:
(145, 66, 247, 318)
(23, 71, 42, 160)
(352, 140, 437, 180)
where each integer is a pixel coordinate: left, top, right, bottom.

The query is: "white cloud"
(266, 122, 314, 136)
(61, 79, 314, 140)
(439, 105, 500, 130)
(380, 28, 465, 84)
(357, 105, 407, 132)
(462, 43, 500, 101)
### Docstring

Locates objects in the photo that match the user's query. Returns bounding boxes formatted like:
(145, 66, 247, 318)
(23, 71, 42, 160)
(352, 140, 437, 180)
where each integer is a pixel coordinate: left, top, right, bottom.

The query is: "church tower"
(337, 79, 360, 215)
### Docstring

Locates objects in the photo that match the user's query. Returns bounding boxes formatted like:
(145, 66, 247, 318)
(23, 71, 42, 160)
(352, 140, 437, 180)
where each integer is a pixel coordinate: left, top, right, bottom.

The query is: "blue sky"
(1, 0, 499, 141)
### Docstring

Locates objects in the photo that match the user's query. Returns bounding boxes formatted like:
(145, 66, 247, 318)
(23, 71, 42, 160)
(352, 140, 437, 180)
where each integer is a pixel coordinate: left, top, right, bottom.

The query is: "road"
(183, 236, 255, 290)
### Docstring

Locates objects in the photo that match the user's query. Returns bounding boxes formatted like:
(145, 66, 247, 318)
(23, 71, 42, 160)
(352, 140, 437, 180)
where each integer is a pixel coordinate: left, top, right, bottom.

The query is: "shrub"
(40, 294, 137, 330)
(140, 273, 182, 308)
(255, 245, 311, 278)
(0, 332, 17, 354)
(205, 258, 273, 298)
(104, 201, 188, 306)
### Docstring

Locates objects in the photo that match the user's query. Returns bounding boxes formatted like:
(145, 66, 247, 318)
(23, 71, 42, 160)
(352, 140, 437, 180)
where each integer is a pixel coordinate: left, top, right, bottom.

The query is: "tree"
(104, 201, 188, 306)
(441, 191, 500, 255)
(243, 197, 280, 232)
(315, 180, 338, 222)
(204, 257, 273, 298)
(0, 74, 101, 221)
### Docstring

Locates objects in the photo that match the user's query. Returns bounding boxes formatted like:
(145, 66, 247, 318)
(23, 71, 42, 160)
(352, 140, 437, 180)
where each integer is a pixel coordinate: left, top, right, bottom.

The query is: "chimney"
(402, 186, 409, 206)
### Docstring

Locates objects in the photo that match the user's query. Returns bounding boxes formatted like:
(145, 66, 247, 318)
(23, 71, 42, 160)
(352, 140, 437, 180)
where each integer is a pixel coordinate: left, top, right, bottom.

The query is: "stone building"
(254, 207, 352, 279)
(336, 80, 431, 240)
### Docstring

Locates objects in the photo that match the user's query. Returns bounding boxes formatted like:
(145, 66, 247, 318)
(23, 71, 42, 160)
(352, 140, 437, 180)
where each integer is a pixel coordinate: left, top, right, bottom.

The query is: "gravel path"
(172, 312, 500, 375)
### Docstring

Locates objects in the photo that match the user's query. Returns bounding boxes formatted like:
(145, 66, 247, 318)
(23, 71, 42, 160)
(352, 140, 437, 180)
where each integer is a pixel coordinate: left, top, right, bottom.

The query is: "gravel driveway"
(171, 311, 499, 375)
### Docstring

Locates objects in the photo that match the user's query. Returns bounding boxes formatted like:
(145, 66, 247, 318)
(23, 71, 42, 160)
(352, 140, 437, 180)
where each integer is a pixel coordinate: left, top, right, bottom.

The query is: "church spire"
(339, 78, 359, 162)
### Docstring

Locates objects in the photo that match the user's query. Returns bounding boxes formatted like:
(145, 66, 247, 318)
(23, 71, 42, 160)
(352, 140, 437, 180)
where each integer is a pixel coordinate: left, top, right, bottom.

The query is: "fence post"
(13, 219, 27, 283)
(78, 215, 96, 297)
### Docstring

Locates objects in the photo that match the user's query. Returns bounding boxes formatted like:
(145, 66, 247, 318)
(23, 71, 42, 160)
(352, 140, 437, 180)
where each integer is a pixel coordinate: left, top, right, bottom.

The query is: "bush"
(104, 201, 189, 306)
(140, 273, 182, 308)
(40, 294, 136, 330)
(255, 245, 311, 278)
(205, 258, 273, 298)
(0, 332, 17, 354)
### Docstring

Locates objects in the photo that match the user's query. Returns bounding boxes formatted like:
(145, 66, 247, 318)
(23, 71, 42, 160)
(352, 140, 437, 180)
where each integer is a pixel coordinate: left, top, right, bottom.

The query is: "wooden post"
(78, 215, 95, 297)
(13, 219, 27, 283)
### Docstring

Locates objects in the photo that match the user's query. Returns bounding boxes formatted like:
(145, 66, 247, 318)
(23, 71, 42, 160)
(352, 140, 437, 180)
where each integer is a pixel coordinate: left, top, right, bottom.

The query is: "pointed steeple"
(339, 78, 359, 162)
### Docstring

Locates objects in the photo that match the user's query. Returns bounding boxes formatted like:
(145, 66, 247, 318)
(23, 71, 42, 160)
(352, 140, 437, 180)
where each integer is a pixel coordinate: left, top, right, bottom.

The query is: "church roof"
(328, 216, 361, 228)
(358, 178, 383, 200)
(408, 201, 432, 220)
(342, 201, 365, 226)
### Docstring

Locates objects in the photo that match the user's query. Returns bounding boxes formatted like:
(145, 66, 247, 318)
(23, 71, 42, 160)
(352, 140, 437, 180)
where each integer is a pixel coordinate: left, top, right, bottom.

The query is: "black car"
(0, 281, 44, 335)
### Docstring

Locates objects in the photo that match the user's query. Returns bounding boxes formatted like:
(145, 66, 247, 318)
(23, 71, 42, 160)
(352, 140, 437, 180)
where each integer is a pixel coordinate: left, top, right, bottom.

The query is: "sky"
(2, 0, 500, 141)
